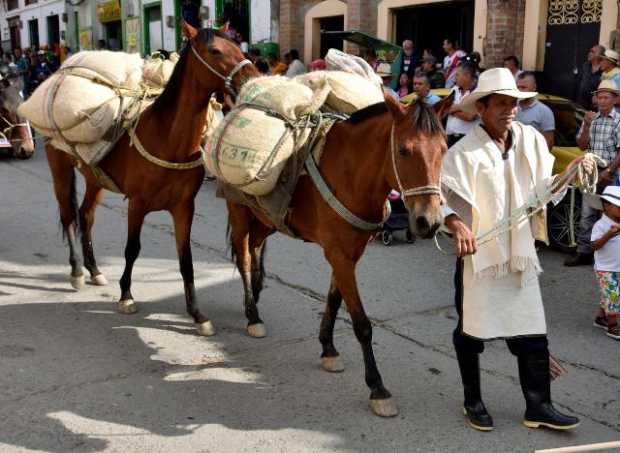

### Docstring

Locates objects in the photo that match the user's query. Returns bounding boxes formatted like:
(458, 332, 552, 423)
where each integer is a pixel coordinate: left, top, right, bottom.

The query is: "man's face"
(403, 40, 414, 56)
(442, 40, 452, 53)
(422, 61, 432, 72)
(597, 91, 617, 112)
(413, 77, 429, 97)
(516, 75, 536, 93)
(476, 94, 518, 132)
(600, 59, 615, 72)
(503, 60, 516, 72)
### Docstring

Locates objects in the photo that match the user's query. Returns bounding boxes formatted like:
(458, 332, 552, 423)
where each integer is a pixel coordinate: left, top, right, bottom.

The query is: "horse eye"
(207, 46, 222, 55)
(399, 146, 409, 157)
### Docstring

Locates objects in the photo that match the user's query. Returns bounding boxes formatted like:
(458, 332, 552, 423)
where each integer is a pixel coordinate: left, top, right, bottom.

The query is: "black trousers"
(453, 258, 548, 357)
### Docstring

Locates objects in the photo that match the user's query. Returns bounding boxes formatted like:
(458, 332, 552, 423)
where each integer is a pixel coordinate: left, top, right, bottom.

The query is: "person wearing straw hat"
(441, 67, 592, 432)
(376, 62, 399, 102)
(591, 185, 620, 340)
(566, 79, 620, 266)
(600, 49, 620, 113)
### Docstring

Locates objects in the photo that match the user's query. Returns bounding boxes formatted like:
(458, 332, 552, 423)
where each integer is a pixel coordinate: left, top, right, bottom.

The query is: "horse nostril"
(415, 216, 431, 237)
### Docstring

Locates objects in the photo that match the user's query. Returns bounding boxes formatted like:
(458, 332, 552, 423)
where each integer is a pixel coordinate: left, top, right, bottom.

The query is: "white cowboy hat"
(459, 67, 537, 114)
(602, 49, 619, 65)
(601, 185, 620, 208)
(594, 79, 620, 96)
(376, 62, 393, 78)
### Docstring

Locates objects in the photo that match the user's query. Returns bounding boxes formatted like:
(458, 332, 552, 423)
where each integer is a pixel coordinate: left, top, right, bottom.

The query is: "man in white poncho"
(442, 68, 591, 432)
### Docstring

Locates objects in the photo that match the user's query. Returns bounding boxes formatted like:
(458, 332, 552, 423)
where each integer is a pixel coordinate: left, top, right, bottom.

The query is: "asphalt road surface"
(0, 140, 618, 452)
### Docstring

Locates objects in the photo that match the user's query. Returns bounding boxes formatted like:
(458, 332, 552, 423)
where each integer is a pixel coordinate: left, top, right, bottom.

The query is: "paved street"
(0, 139, 619, 453)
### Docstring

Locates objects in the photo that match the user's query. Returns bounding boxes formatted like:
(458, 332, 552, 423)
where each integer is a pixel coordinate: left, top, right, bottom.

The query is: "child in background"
(591, 186, 620, 340)
(398, 73, 411, 98)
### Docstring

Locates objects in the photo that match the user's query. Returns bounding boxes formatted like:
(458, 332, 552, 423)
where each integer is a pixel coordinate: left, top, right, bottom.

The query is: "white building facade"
(1, 0, 66, 52)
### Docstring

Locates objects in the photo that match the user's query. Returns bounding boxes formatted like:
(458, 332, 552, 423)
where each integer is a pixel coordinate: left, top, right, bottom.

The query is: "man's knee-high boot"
(456, 349, 494, 431)
(518, 352, 580, 430)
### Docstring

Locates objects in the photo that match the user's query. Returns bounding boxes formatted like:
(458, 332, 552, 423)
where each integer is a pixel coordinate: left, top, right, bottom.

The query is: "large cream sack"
(18, 50, 143, 143)
(325, 48, 382, 88)
(61, 51, 143, 88)
(295, 71, 384, 114)
(19, 74, 121, 143)
(142, 53, 179, 88)
(205, 106, 310, 196)
(237, 76, 326, 121)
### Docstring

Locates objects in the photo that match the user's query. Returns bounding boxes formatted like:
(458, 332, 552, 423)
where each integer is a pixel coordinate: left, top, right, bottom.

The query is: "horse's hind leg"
(325, 249, 398, 418)
(249, 221, 272, 304)
(319, 274, 345, 373)
(228, 202, 266, 338)
(171, 201, 215, 337)
(45, 146, 85, 290)
(79, 174, 107, 286)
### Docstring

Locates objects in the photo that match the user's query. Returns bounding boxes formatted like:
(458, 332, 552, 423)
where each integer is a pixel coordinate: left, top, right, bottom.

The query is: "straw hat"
(601, 186, 620, 208)
(376, 62, 393, 78)
(594, 79, 620, 96)
(602, 49, 619, 65)
(459, 67, 537, 113)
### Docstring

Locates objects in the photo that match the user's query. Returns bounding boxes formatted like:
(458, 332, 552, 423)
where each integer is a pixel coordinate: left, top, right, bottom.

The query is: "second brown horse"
(227, 93, 453, 416)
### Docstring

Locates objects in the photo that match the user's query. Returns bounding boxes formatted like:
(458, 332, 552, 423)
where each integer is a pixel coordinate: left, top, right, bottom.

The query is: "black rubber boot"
(518, 353, 580, 430)
(456, 349, 494, 431)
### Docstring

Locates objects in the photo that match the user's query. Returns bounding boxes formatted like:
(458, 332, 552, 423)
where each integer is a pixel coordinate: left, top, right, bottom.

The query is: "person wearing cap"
(566, 80, 620, 266)
(441, 67, 590, 432)
(420, 56, 445, 89)
(376, 62, 399, 102)
(578, 45, 605, 110)
(600, 49, 620, 113)
(591, 186, 620, 340)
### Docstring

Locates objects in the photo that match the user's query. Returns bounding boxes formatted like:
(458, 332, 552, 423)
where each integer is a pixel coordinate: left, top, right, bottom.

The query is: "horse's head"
(384, 92, 454, 239)
(186, 27, 259, 96)
(0, 65, 34, 159)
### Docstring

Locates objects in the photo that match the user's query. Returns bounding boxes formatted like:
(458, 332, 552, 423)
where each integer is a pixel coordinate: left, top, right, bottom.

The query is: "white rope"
(434, 153, 605, 254)
(190, 44, 251, 96)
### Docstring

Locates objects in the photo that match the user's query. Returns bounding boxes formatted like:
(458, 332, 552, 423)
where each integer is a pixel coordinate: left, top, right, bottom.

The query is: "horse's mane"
(346, 101, 444, 136)
(151, 28, 235, 112)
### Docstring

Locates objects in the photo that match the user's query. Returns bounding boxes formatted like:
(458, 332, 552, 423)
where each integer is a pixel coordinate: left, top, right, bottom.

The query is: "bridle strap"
(390, 124, 442, 199)
(0, 112, 29, 143)
(190, 44, 251, 96)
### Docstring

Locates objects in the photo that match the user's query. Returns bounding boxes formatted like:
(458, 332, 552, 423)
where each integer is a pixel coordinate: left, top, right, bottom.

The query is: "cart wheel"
(382, 231, 393, 246)
(406, 229, 416, 244)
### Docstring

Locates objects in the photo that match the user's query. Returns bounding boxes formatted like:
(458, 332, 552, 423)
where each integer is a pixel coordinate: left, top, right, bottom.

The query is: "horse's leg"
(228, 202, 266, 338)
(117, 200, 146, 314)
(249, 220, 272, 304)
(325, 250, 398, 417)
(45, 147, 85, 290)
(78, 176, 107, 286)
(319, 274, 345, 372)
(171, 201, 215, 337)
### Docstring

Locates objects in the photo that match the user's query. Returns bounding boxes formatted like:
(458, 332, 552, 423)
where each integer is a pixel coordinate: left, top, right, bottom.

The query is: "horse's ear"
(182, 20, 199, 40)
(433, 91, 455, 120)
(384, 90, 406, 121)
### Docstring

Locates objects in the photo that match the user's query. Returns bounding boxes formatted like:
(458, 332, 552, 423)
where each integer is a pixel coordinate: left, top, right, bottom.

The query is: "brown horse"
(45, 29, 258, 336)
(0, 64, 34, 159)
(227, 94, 453, 417)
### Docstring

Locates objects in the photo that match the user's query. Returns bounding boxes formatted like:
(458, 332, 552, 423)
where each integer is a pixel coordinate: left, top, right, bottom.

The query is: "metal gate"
(542, 0, 602, 100)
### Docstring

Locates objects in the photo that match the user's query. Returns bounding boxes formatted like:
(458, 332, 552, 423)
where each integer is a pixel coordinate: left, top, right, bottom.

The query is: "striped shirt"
(580, 109, 620, 177)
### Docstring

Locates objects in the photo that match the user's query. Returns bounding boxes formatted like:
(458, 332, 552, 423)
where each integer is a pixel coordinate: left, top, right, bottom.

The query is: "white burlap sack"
(142, 53, 179, 88)
(18, 51, 143, 143)
(325, 48, 382, 88)
(205, 106, 312, 196)
(237, 75, 329, 121)
(295, 70, 384, 114)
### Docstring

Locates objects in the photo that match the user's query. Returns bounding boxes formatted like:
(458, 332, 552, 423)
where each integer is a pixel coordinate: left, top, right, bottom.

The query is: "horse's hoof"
(197, 320, 216, 337)
(70, 274, 86, 290)
(320, 355, 345, 373)
(369, 398, 399, 417)
(91, 273, 108, 286)
(247, 323, 267, 338)
(118, 299, 138, 314)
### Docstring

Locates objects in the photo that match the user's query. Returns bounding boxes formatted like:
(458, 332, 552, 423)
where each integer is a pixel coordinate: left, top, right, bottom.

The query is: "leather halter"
(190, 44, 251, 96)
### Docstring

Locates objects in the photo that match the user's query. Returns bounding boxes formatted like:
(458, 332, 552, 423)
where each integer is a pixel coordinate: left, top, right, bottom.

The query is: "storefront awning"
(320, 30, 401, 62)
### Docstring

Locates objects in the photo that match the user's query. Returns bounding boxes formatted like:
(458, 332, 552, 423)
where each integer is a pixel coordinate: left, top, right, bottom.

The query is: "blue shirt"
(423, 92, 441, 106)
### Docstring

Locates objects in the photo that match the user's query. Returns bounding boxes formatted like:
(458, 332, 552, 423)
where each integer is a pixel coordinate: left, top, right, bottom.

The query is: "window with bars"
(6, 0, 19, 10)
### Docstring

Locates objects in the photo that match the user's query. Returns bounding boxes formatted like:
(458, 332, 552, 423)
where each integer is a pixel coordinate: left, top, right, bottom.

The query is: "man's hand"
(445, 214, 477, 257)
(599, 168, 613, 186)
(584, 111, 596, 126)
(608, 224, 620, 237)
